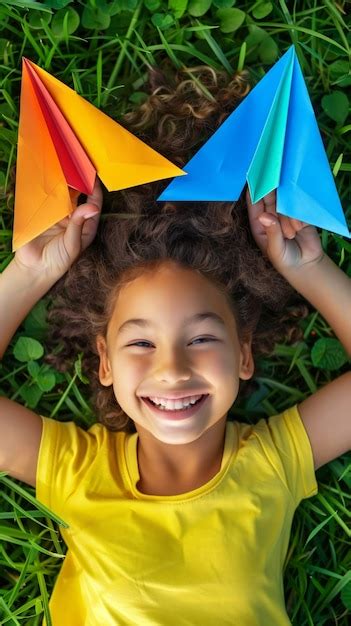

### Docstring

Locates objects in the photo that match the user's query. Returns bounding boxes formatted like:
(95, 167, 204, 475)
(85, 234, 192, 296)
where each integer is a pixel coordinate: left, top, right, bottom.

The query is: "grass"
(0, 0, 350, 624)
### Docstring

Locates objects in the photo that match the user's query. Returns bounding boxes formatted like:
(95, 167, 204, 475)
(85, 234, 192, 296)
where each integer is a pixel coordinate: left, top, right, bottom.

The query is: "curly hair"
(44, 65, 309, 433)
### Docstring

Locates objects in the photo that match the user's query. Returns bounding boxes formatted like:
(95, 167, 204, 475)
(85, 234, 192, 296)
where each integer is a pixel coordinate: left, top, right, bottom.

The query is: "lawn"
(0, 1, 350, 624)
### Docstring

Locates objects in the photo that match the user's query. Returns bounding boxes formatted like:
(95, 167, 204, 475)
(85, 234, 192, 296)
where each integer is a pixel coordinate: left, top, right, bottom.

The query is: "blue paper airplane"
(158, 46, 350, 239)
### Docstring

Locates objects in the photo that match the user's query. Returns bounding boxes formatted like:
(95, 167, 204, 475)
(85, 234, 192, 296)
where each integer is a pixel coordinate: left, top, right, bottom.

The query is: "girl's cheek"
(124, 356, 150, 378)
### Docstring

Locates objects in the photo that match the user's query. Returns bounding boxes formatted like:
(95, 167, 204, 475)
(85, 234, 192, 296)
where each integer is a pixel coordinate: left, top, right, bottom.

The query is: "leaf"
(311, 338, 348, 370)
(117, 0, 139, 9)
(0, 38, 10, 57)
(217, 8, 245, 33)
(341, 581, 351, 610)
(188, 0, 212, 18)
(28, 10, 52, 29)
(329, 59, 350, 79)
(37, 370, 56, 392)
(245, 24, 266, 50)
(13, 337, 44, 362)
(252, 1, 273, 19)
(42, 0, 72, 7)
(304, 511, 336, 545)
(20, 385, 43, 409)
(51, 7, 80, 36)
(245, 381, 269, 411)
(35, 597, 43, 615)
(333, 152, 343, 176)
(82, 5, 111, 29)
(129, 91, 148, 104)
(74, 353, 90, 384)
(144, 0, 161, 10)
(0, 473, 69, 528)
(0, 171, 6, 191)
(24, 300, 48, 337)
(27, 360, 41, 378)
(168, 0, 188, 18)
(151, 12, 174, 28)
(258, 35, 278, 63)
(322, 91, 349, 125)
(213, 0, 235, 7)
(0, 0, 50, 9)
(328, 60, 351, 87)
(103, 0, 126, 14)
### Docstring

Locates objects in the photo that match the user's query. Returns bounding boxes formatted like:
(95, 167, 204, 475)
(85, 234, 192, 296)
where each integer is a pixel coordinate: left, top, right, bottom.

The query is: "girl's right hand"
(14, 177, 103, 281)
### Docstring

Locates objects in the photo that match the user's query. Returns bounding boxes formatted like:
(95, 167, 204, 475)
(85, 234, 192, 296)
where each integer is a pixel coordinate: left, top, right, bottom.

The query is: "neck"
(136, 416, 227, 487)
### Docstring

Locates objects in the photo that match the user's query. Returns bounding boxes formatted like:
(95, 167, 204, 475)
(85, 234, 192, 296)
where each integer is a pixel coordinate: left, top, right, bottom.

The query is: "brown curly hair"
(44, 65, 309, 433)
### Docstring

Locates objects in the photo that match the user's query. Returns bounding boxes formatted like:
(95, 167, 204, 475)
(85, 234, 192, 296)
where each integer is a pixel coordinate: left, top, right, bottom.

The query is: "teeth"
(148, 394, 203, 410)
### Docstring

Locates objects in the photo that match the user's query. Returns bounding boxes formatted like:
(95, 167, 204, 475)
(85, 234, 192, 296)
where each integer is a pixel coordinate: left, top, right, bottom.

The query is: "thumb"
(63, 206, 99, 260)
(258, 214, 286, 262)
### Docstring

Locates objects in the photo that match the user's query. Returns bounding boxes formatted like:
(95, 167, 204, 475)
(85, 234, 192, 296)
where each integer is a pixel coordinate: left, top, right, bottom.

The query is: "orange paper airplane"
(13, 58, 185, 251)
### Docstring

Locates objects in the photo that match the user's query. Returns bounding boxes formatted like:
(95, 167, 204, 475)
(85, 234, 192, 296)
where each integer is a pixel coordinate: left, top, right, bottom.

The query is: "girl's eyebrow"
(117, 312, 225, 335)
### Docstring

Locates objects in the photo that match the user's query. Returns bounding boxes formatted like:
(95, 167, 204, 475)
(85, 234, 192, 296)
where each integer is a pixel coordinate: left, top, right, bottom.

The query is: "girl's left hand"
(246, 189, 324, 274)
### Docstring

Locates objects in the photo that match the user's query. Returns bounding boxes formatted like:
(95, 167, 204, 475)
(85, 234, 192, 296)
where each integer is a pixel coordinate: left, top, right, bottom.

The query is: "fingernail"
(259, 215, 274, 227)
(84, 211, 99, 219)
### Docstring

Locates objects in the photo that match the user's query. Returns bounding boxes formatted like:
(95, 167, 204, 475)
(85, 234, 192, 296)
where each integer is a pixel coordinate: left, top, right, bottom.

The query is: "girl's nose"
(154, 350, 192, 384)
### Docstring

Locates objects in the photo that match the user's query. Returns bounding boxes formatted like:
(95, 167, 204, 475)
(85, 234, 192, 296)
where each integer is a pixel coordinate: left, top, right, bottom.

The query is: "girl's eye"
(191, 337, 215, 344)
(127, 337, 215, 348)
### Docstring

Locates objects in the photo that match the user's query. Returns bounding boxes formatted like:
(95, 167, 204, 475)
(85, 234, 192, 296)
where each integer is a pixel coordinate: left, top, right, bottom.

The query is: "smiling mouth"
(141, 394, 209, 420)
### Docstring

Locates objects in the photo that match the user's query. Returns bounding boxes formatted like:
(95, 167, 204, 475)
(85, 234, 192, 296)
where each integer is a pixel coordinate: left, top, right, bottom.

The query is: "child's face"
(96, 260, 254, 446)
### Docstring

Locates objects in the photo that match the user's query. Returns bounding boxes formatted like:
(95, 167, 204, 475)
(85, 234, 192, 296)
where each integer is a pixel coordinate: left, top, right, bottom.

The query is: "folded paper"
(158, 46, 350, 239)
(13, 58, 185, 251)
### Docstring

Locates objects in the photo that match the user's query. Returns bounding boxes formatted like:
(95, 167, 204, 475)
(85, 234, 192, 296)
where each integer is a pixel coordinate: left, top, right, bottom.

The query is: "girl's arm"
(247, 191, 351, 470)
(0, 179, 102, 487)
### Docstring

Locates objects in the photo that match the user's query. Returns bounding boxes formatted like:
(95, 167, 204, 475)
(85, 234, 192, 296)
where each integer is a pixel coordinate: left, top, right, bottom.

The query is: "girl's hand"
(14, 177, 103, 281)
(246, 189, 325, 274)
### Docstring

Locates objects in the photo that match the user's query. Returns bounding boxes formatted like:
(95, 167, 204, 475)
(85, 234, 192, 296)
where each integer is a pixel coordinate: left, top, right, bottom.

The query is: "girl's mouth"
(141, 394, 209, 420)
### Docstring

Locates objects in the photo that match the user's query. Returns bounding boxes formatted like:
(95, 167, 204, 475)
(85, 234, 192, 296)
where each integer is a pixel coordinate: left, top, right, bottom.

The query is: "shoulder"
(38, 416, 125, 476)
(36, 417, 127, 513)
(233, 404, 318, 503)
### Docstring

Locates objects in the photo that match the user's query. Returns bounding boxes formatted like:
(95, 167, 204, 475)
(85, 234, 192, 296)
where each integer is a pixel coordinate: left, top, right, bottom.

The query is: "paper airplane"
(13, 58, 185, 251)
(158, 46, 350, 239)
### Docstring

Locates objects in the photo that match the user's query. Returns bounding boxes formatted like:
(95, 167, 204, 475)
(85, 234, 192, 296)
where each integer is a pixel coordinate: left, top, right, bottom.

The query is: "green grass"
(0, 0, 350, 624)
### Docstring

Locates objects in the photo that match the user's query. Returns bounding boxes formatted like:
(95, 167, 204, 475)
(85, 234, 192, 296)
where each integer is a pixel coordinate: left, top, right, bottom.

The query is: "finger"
(258, 213, 286, 261)
(63, 208, 96, 260)
(246, 188, 264, 211)
(64, 176, 103, 242)
(262, 190, 276, 214)
(279, 215, 297, 239)
(289, 218, 309, 231)
(83, 176, 103, 213)
(246, 189, 265, 219)
(64, 181, 102, 258)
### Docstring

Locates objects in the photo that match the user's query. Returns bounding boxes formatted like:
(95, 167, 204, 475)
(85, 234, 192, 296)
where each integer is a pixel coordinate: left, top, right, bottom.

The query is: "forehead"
(118, 262, 224, 307)
(107, 261, 236, 336)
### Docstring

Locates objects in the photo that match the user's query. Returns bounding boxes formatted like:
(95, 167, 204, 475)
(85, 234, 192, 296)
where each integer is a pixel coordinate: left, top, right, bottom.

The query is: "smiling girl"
(1, 65, 350, 626)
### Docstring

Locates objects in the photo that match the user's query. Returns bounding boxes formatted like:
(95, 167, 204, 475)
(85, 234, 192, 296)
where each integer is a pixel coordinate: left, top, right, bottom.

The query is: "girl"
(0, 66, 350, 626)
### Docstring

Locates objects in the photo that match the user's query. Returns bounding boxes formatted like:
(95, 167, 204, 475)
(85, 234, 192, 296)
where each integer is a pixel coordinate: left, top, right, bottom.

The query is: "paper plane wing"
(27, 60, 185, 192)
(13, 59, 185, 251)
(158, 46, 350, 239)
(13, 61, 72, 251)
(276, 53, 350, 238)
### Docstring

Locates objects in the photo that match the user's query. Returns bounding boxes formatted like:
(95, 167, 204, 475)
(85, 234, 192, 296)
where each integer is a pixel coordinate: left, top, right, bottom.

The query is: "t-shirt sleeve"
(254, 404, 318, 506)
(36, 415, 102, 520)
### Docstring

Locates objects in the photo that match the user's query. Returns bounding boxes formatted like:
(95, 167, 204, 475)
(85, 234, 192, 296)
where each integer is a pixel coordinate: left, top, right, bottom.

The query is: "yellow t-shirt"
(36, 404, 318, 626)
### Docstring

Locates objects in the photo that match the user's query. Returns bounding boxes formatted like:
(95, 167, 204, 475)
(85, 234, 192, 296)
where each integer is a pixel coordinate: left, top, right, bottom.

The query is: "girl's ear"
(96, 335, 113, 386)
(239, 338, 255, 381)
